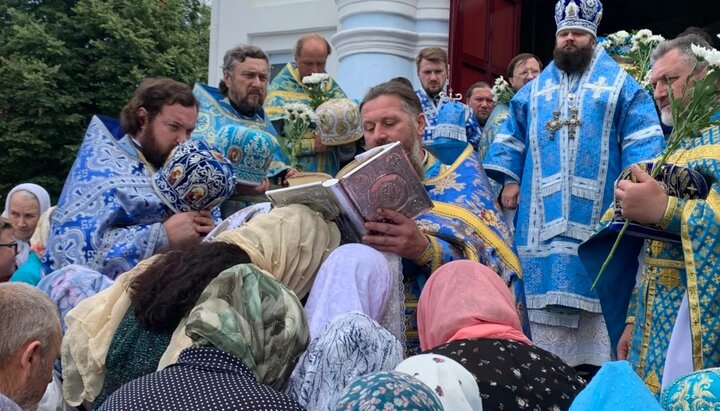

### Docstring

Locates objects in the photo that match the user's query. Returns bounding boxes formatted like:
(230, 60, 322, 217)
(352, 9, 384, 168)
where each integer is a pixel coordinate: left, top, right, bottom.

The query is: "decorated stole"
(418, 145, 529, 334)
(192, 82, 290, 178)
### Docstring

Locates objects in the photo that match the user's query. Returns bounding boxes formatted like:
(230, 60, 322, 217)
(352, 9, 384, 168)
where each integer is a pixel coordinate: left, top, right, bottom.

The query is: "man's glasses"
(0, 241, 18, 255)
(513, 69, 540, 78)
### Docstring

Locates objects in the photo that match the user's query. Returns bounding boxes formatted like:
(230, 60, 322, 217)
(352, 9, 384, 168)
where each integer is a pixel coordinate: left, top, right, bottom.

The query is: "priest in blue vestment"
(483, 0, 665, 368)
(359, 80, 525, 355)
(44, 79, 216, 280)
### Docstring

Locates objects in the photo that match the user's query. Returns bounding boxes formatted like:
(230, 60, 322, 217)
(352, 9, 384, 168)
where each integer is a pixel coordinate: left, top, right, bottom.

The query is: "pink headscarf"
(417, 260, 531, 351)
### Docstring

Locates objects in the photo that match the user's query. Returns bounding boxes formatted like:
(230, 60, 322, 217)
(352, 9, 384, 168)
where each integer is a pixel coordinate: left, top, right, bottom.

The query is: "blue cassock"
(191, 82, 290, 178)
(483, 46, 665, 322)
(416, 88, 482, 151)
(43, 116, 171, 280)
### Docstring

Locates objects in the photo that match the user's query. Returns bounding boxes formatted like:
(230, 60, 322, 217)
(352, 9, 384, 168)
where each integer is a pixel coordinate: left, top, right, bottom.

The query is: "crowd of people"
(2, 0, 720, 409)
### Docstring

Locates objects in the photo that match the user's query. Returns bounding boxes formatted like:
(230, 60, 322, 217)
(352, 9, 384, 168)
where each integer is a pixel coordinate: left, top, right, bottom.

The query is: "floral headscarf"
(36, 264, 114, 333)
(185, 263, 309, 390)
(334, 371, 443, 411)
(395, 354, 483, 411)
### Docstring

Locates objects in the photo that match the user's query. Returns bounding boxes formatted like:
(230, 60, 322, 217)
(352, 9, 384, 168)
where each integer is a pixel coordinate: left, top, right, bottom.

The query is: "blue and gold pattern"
(582, 125, 720, 396)
(555, 0, 603, 37)
(264, 63, 355, 175)
(153, 140, 237, 213)
(660, 367, 720, 409)
(484, 45, 664, 321)
(401, 144, 527, 354)
(215, 125, 274, 186)
(43, 116, 171, 280)
(191, 83, 289, 179)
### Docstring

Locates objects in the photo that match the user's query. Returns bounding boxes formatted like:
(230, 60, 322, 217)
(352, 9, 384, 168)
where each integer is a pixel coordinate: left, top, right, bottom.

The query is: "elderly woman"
(2, 183, 51, 268)
(418, 260, 586, 410)
(284, 244, 404, 411)
(98, 264, 308, 410)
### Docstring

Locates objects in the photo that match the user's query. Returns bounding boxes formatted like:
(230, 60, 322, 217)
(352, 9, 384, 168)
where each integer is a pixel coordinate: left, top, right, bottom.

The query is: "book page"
(265, 181, 340, 220)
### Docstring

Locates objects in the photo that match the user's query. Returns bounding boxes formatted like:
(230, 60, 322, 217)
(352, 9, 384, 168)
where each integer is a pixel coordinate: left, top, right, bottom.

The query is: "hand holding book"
(362, 208, 431, 260)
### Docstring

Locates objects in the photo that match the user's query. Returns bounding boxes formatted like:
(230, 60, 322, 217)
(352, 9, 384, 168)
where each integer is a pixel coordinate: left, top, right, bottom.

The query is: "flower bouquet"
(491, 76, 515, 106)
(282, 103, 316, 170)
(592, 42, 720, 290)
(599, 29, 664, 92)
(302, 72, 332, 110)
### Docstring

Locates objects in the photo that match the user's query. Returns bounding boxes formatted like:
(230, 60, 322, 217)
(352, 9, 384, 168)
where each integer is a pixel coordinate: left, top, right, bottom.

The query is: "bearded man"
(44, 78, 214, 279)
(192, 45, 291, 189)
(483, 0, 665, 371)
(359, 81, 526, 354)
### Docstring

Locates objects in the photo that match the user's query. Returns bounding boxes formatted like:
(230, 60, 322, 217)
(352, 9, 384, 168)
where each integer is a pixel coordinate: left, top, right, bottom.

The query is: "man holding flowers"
(582, 34, 720, 394)
(264, 33, 356, 175)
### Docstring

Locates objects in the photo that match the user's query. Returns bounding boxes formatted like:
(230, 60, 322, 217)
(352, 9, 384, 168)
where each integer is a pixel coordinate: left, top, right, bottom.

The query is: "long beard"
(554, 44, 594, 73)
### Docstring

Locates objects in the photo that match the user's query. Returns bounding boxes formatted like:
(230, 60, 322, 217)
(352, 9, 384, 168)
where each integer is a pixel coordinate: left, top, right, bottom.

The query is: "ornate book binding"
(266, 142, 433, 243)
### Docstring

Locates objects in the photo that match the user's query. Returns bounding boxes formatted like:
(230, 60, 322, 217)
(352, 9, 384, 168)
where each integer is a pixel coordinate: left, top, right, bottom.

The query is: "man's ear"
(416, 112, 427, 137)
(136, 107, 149, 133)
(14, 340, 41, 384)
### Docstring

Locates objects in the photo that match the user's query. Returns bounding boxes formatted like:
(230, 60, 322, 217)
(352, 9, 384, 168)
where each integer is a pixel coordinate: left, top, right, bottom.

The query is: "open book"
(265, 142, 433, 243)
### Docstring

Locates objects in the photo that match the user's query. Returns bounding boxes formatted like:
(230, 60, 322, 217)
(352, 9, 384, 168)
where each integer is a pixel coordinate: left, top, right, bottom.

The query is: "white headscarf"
(2, 183, 51, 218)
(2, 183, 51, 267)
(304, 243, 403, 341)
(395, 353, 484, 411)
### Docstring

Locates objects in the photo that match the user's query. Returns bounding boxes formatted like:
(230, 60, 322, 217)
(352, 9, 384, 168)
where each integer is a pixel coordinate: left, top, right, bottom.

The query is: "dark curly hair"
(129, 242, 251, 332)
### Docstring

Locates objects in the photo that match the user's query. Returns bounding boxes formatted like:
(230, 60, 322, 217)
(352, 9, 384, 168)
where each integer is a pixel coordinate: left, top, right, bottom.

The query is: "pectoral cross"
(545, 107, 582, 140)
(545, 94, 581, 140)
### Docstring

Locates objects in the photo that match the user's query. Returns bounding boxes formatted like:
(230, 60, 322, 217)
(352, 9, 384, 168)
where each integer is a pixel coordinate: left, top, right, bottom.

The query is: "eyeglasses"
(0, 242, 18, 255)
(513, 69, 540, 78)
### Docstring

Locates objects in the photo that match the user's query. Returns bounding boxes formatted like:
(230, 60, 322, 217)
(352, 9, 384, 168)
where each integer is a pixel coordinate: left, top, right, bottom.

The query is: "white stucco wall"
(210, 0, 449, 101)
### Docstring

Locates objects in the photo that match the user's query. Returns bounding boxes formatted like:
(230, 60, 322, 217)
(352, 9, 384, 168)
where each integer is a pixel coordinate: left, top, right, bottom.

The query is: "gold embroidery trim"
(428, 201, 522, 277)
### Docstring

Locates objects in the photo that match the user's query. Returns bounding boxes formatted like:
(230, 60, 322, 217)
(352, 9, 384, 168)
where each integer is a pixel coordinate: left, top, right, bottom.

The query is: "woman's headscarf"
(334, 371, 443, 411)
(395, 353, 483, 411)
(185, 263, 309, 390)
(570, 361, 662, 411)
(418, 260, 531, 351)
(2, 183, 51, 266)
(2, 183, 51, 218)
(304, 244, 403, 341)
(214, 204, 340, 299)
(286, 312, 403, 411)
(37, 264, 114, 333)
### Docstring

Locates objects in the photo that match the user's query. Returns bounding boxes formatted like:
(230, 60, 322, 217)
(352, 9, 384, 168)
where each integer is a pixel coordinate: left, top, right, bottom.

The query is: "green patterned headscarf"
(185, 263, 309, 389)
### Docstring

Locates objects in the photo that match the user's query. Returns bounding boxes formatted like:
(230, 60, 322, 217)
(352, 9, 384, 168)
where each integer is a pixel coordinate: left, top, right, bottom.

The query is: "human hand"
(163, 210, 215, 249)
(234, 179, 270, 196)
(501, 182, 520, 210)
(615, 164, 668, 224)
(278, 168, 298, 186)
(362, 208, 430, 260)
(617, 323, 634, 360)
(314, 131, 329, 153)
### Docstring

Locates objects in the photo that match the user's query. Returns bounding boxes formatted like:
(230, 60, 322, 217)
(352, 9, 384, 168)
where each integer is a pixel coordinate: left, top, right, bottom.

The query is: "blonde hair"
(415, 47, 447, 71)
